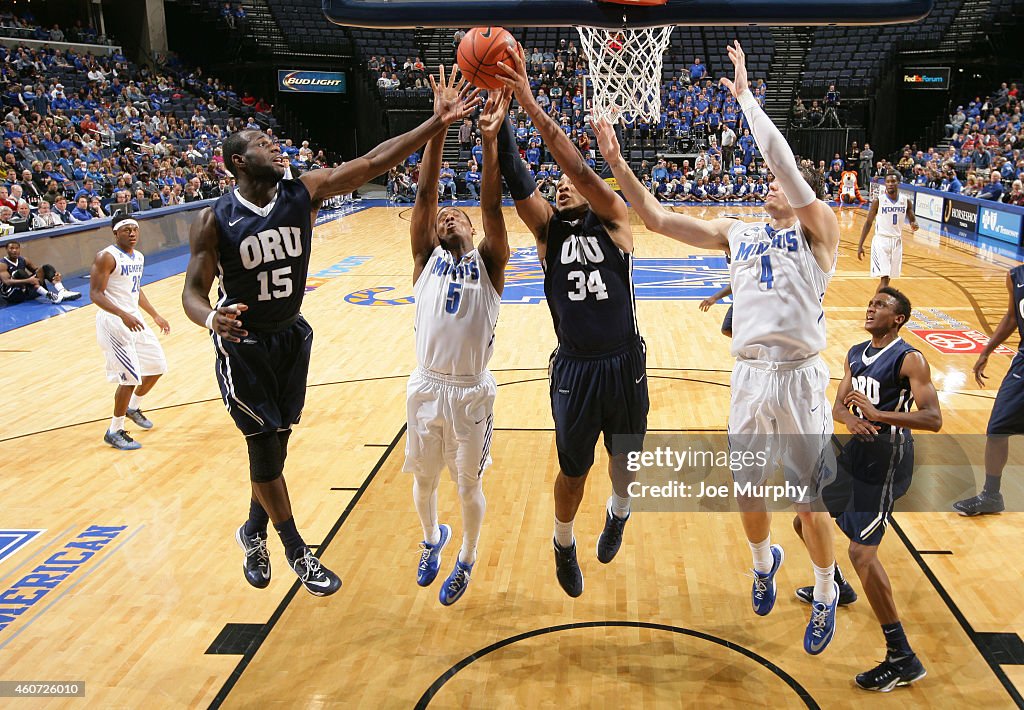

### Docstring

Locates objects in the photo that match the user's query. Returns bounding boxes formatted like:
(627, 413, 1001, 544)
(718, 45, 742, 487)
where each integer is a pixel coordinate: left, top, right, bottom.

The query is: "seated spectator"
(89, 196, 107, 218)
(962, 174, 980, 197)
(32, 199, 63, 229)
(8, 200, 32, 231)
(1005, 180, 1024, 206)
(462, 161, 480, 200)
(71, 195, 93, 221)
(0, 185, 15, 211)
(52, 196, 75, 223)
(977, 171, 1004, 201)
(0, 240, 80, 304)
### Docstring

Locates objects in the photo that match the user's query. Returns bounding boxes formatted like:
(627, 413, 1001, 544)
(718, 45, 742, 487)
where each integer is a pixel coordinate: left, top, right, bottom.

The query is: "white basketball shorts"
(96, 312, 167, 386)
(870, 235, 903, 278)
(403, 368, 496, 483)
(727, 356, 836, 504)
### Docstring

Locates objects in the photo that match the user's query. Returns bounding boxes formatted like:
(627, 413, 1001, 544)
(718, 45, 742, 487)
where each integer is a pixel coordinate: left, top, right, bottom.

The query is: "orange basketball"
(456, 27, 517, 90)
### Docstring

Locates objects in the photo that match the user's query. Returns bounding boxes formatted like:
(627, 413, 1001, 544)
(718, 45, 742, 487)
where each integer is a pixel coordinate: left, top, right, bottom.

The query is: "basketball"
(456, 26, 517, 90)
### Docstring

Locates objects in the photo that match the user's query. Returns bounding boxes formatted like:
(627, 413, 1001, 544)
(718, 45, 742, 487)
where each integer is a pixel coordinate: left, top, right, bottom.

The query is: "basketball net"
(575, 24, 673, 125)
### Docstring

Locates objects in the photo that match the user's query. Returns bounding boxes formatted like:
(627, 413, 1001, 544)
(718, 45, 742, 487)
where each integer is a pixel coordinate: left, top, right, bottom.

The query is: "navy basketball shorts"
(824, 438, 914, 546)
(549, 339, 649, 478)
(213, 316, 313, 437)
(986, 352, 1024, 436)
(721, 305, 734, 335)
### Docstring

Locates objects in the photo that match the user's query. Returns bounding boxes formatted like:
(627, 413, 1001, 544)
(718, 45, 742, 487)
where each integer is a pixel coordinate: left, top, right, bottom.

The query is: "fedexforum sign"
(902, 67, 950, 90)
(278, 70, 347, 93)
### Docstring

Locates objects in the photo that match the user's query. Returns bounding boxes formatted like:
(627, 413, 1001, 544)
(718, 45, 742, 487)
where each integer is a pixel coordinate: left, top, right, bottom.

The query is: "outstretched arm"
(857, 199, 879, 260)
(301, 66, 480, 202)
(478, 89, 512, 294)
(594, 118, 731, 251)
(497, 46, 627, 230)
(721, 42, 838, 254)
(411, 132, 443, 282)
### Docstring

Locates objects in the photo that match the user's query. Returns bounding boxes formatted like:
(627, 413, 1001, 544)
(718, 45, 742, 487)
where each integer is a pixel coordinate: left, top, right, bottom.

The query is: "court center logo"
(343, 248, 731, 306)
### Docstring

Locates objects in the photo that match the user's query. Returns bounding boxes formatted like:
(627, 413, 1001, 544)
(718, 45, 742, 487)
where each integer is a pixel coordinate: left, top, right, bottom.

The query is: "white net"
(575, 24, 674, 125)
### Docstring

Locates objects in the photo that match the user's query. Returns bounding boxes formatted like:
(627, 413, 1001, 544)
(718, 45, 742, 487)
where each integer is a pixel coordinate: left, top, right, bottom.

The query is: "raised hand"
(719, 40, 749, 100)
(593, 118, 622, 162)
(429, 64, 482, 126)
(478, 88, 512, 141)
(495, 43, 534, 108)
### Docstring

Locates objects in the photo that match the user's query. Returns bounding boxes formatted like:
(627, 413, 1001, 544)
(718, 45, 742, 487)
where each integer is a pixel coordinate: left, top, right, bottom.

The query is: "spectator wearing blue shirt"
(438, 161, 456, 201)
(978, 172, 1004, 201)
(74, 179, 98, 202)
(70, 195, 92, 221)
(471, 138, 483, 167)
(940, 165, 963, 194)
(462, 161, 480, 200)
(688, 57, 706, 84)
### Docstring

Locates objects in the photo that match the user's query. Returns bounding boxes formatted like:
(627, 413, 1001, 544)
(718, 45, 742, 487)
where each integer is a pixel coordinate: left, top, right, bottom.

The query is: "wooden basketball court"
(1, 203, 1021, 708)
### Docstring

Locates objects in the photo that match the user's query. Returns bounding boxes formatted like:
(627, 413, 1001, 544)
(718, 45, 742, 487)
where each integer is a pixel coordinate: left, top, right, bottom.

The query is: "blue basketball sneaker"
(438, 558, 473, 606)
(751, 544, 784, 616)
(804, 581, 840, 655)
(416, 524, 451, 587)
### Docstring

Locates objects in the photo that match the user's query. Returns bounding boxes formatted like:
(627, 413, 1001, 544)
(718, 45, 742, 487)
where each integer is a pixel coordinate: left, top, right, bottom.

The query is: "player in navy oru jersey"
(406, 89, 511, 606)
(598, 41, 843, 654)
(954, 264, 1024, 516)
(182, 67, 480, 597)
(496, 47, 648, 598)
(793, 288, 940, 691)
(857, 172, 918, 292)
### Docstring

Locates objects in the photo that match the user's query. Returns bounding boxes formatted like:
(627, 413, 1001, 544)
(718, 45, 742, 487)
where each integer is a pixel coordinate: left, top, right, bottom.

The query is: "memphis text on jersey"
(733, 229, 798, 261)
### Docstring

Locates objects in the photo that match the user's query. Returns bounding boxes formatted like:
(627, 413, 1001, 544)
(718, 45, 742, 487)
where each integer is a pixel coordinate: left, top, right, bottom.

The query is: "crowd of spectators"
(380, 41, 769, 203)
(0, 9, 107, 45)
(0, 12, 331, 236)
(876, 82, 1023, 205)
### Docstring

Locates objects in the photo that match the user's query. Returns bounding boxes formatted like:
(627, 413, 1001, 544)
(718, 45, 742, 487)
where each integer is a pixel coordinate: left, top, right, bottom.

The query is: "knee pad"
(40, 264, 56, 282)
(246, 433, 283, 483)
(277, 429, 292, 463)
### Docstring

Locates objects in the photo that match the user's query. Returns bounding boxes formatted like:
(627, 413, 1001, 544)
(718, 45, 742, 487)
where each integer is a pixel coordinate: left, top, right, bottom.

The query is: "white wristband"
(204, 309, 216, 330)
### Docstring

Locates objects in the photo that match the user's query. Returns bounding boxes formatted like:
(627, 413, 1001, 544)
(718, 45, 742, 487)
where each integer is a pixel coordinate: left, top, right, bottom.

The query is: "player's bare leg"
(126, 374, 161, 429)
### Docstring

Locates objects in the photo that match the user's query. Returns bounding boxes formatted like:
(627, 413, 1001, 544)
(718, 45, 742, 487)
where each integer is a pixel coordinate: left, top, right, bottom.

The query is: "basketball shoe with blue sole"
(438, 559, 473, 606)
(804, 581, 840, 655)
(417, 524, 451, 587)
(752, 544, 784, 616)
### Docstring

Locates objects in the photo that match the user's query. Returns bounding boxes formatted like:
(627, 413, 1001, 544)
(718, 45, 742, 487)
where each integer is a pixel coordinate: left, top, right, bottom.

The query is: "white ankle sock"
(813, 563, 837, 604)
(554, 517, 574, 547)
(610, 493, 631, 519)
(129, 393, 142, 410)
(749, 535, 773, 574)
(35, 286, 48, 297)
(109, 415, 125, 434)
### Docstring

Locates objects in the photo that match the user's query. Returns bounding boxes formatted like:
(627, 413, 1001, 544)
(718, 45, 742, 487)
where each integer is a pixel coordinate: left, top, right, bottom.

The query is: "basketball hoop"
(576, 0, 673, 125)
(576, 23, 672, 125)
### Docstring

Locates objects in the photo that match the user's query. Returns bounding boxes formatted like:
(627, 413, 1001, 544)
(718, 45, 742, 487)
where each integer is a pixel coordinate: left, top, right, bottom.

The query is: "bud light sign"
(278, 70, 346, 94)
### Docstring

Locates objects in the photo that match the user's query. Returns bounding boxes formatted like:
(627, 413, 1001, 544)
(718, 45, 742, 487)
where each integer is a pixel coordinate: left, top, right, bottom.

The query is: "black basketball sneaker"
(235, 524, 271, 589)
(289, 546, 342, 597)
